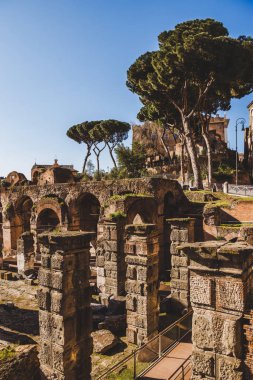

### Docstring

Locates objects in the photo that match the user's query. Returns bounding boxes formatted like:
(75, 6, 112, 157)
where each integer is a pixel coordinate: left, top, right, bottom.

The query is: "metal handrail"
(96, 310, 192, 380)
(167, 356, 191, 380)
(137, 329, 192, 379)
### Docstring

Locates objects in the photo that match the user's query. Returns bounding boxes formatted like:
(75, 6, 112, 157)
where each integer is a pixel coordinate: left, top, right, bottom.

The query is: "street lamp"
(235, 117, 246, 185)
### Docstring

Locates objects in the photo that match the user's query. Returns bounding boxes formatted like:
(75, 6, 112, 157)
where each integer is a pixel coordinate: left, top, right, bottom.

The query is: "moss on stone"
(167, 217, 194, 223)
(0, 346, 16, 361)
(108, 211, 127, 220)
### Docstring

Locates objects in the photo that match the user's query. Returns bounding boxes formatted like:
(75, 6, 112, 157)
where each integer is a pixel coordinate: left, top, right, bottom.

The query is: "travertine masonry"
(37, 232, 93, 380)
(179, 241, 253, 380)
(125, 224, 159, 345)
(17, 232, 34, 275)
(167, 218, 195, 312)
(96, 220, 125, 296)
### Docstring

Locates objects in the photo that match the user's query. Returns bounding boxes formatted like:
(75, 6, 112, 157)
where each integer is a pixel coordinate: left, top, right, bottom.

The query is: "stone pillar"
(2, 219, 12, 257)
(125, 224, 159, 346)
(244, 311, 253, 379)
(167, 218, 195, 312)
(37, 232, 93, 380)
(96, 220, 125, 297)
(17, 232, 34, 275)
(179, 240, 253, 380)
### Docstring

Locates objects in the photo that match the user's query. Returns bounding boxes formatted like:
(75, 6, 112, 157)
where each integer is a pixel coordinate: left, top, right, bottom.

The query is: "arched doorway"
(78, 193, 100, 232)
(37, 208, 60, 233)
(10, 196, 33, 252)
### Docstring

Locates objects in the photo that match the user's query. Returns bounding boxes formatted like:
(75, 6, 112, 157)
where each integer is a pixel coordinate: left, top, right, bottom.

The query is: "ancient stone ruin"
(1, 165, 253, 379)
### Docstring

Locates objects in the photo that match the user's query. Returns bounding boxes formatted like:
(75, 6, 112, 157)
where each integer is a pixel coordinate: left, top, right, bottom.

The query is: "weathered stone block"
(38, 268, 52, 288)
(126, 327, 137, 344)
(39, 339, 53, 367)
(216, 279, 244, 313)
(217, 355, 243, 380)
(192, 350, 215, 377)
(190, 275, 213, 306)
(41, 253, 51, 269)
(37, 288, 51, 310)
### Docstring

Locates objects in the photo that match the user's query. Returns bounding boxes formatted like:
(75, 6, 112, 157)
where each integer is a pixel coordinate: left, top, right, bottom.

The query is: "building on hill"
(31, 159, 78, 185)
(132, 116, 230, 184)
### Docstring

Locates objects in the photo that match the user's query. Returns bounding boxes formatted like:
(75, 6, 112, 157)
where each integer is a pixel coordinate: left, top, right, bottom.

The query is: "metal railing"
(227, 184, 253, 197)
(96, 311, 192, 380)
(168, 357, 191, 380)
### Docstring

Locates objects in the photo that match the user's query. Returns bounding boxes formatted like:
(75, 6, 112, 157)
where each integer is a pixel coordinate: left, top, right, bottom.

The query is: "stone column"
(244, 310, 253, 379)
(179, 240, 253, 380)
(96, 219, 125, 298)
(37, 232, 93, 380)
(17, 232, 34, 275)
(167, 218, 195, 312)
(125, 224, 159, 346)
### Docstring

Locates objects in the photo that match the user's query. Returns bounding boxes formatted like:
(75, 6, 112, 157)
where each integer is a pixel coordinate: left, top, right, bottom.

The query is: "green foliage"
(213, 162, 234, 182)
(126, 18, 253, 187)
(109, 193, 152, 202)
(115, 142, 147, 178)
(109, 211, 127, 220)
(0, 346, 15, 361)
(67, 120, 130, 173)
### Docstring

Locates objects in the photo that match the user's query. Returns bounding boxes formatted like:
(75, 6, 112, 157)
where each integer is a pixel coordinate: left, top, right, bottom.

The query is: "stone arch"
(32, 169, 40, 184)
(127, 198, 157, 225)
(7, 196, 34, 252)
(71, 193, 101, 232)
(15, 196, 33, 233)
(37, 208, 60, 233)
(35, 195, 67, 230)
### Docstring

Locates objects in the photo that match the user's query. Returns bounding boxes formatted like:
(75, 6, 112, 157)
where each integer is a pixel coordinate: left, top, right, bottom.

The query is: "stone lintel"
(125, 224, 156, 236)
(167, 217, 195, 227)
(38, 231, 95, 252)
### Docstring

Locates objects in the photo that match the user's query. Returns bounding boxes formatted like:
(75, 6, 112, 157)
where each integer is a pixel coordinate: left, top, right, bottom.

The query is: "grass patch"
(109, 211, 127, 221)
(0, 346, 16, 361)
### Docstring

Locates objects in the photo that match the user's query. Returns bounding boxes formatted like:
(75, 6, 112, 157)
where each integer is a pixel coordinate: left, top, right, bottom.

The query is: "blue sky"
(0, 0, 252, 178)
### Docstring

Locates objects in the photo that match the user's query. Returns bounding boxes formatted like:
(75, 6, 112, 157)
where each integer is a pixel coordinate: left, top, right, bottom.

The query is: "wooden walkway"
(138, 342, 192, 380)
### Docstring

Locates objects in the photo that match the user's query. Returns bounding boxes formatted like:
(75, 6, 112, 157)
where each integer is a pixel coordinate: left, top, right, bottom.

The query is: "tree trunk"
(107, 143, 117, 169)
(160, 128, 172, 163)
(82, 146, 91, 173)
(180, 143, 185, 185)
(95, 153, 100, 176)
(202, 132, 212, 188)
(183, 119, 202, 189)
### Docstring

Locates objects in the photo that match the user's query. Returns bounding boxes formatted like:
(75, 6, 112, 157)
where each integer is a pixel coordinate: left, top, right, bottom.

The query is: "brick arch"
(14, 195, 33, 232)
(35, 195, 68, 231)
(37, 208, 60, 233)
(69, 192, 101, 232)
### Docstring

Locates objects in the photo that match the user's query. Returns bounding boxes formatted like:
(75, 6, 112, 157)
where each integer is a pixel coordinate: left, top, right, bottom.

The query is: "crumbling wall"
(96, 219, 125, 297)
(167, 218, 195, 312)
(37, 232, 93, 380)
(0, 345, 39, 380)
(179, 240, 253, 380)
(125, 224, 159, 345)
(17, 232, 34, 275)
(244, 311, 253, 379)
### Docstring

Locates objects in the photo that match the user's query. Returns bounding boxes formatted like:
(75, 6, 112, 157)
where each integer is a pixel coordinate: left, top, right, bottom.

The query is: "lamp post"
(235, 117, 246, 185)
